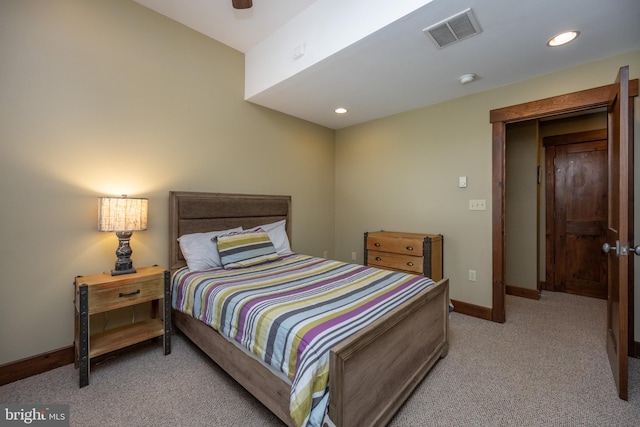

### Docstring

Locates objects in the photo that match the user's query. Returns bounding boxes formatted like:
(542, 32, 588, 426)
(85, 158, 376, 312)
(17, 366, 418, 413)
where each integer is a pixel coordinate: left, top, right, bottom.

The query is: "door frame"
(489, 80, 638, 329)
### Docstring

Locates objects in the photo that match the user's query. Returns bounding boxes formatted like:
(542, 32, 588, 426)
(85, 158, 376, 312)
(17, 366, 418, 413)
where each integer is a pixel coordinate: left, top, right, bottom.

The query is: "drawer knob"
(407, 262, 414, 266)
(406, 246, 414, 251)
(374, 242, 381, 247)
(375, 257, 382, 261)
(119, 289, 141, 298)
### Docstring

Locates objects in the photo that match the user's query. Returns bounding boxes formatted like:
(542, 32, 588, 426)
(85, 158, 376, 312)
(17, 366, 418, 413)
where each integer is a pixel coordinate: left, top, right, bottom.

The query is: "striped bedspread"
(172, 254, 436, 427)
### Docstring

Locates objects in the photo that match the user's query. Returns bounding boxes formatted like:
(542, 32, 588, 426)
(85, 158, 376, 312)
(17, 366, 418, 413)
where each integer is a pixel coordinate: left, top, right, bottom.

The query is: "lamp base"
(110, 231, 137, 276)
(111, 267, 137, 276)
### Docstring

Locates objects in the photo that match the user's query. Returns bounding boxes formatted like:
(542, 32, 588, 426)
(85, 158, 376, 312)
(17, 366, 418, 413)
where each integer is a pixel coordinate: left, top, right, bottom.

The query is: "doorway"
(489, 80, 636, 332)
(504, 117, 609, 301)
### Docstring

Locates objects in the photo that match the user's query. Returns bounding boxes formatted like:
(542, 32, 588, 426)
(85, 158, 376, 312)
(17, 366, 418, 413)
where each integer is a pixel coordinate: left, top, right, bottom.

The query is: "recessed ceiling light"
(335, 107, 348, 114)
(547, 31, 580, 47)
(459, 73, 476, 84)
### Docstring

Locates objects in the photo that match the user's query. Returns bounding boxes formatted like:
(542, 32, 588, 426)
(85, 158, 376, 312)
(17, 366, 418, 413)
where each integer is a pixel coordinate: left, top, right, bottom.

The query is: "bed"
(169, 191, 449, 427)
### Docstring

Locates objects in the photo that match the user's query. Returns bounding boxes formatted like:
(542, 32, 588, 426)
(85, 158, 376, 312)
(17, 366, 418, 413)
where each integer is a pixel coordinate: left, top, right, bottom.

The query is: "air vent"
(423, 8, 482, 48)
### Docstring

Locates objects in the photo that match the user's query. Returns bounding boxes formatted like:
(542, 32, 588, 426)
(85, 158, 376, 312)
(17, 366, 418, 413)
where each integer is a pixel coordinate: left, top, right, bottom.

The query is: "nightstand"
(74, 265, 171, 387)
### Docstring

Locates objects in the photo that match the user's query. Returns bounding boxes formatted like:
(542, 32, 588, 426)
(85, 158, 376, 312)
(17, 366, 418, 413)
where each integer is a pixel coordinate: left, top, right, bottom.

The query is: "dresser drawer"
(87, 277, 164, 314)
(366, 234, 424, 257)
(367, 250, 423, 274)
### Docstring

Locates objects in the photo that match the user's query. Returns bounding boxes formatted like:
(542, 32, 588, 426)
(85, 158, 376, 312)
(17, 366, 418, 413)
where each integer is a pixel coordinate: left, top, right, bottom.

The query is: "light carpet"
(1, 292, 638, 426)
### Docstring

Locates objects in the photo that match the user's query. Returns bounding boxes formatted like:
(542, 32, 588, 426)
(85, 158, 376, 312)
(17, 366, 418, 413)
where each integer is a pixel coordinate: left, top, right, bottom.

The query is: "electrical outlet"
(468, 270, 477, 281)
(459, 176, 467, 188)
(351, 252, 357, 261)
(323, 251, 328, 258)
(469, 199, 487, 210)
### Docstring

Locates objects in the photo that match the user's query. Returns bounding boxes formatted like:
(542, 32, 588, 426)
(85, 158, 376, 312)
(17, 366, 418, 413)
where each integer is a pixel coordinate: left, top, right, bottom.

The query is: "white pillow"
(248, 219, 292, 256)
(178, 227, 243, 271)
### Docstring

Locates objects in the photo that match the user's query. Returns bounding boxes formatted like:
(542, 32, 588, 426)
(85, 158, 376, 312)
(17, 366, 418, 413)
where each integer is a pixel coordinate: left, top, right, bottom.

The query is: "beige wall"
(335, 50, 640, 339)
(505, 120, 539, 291)
(0, 0, 335, 364)
(2, 0, 639, 367)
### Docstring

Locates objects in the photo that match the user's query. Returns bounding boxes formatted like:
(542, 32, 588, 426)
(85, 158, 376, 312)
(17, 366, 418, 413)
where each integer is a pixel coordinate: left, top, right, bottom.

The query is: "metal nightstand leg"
(77, 284, 89, 388)
(163, 270, 171, 355)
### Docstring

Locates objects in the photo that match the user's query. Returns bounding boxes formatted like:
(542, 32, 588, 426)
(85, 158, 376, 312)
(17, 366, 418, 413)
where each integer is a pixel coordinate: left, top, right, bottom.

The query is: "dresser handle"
(375, 257, 382, 261)
(119, 289, 141, 298)
(374, 243, 381, 247)
(406, 246, 413, 251)
(407, 262, 414, 267)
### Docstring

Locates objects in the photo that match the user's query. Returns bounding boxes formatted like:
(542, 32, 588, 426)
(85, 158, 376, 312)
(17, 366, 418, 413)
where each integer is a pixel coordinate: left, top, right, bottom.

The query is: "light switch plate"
(469, 199, 486, 210)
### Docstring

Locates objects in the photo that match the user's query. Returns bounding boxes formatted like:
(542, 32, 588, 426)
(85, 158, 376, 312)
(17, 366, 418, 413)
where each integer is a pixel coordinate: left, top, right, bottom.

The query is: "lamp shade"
(98, 196, 148, 232)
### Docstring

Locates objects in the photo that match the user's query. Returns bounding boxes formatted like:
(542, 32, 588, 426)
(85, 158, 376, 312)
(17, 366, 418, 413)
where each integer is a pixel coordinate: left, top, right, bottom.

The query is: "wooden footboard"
(328, 278, 449, 427)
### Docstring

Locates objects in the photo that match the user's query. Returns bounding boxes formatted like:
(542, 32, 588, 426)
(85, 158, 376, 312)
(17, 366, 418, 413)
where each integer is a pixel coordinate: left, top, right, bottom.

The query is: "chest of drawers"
(364, 231, 443, 281)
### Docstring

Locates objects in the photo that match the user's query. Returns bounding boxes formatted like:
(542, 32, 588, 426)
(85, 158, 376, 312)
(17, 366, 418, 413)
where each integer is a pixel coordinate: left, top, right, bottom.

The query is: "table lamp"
(98, 195, 148, 275)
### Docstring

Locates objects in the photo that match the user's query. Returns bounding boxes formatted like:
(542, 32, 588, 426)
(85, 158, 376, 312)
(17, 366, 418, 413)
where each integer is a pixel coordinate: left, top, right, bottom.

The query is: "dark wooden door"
(605, 65, 630, 400)
(544, 130, 608, 299)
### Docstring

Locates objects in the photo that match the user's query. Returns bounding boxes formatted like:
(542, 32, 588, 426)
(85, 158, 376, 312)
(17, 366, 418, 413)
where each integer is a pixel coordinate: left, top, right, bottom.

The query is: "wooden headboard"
(168, 191, 292, 273)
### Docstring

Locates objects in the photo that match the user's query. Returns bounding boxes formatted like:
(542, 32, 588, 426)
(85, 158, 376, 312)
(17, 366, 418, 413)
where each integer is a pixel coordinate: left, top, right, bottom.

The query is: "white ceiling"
(134, 0, 640, 130)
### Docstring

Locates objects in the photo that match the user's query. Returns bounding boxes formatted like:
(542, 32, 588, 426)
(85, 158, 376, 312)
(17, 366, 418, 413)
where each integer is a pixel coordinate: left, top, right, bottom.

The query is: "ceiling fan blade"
(232, 0, 252, 9)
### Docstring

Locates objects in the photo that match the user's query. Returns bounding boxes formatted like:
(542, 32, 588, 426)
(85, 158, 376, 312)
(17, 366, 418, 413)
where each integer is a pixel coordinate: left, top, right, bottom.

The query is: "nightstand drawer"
(367, 250, 423, 274)
(88, 277, 164, 314)
(366, 234, 424, 256)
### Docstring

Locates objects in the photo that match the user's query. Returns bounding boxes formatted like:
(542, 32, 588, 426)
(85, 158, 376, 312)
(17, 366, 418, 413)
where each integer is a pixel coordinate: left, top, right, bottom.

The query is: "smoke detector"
(423, 8, 482, 49)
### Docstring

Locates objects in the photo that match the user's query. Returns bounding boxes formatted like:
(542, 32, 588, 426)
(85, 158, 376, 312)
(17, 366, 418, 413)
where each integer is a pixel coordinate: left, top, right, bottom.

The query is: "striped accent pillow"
(215, 229, 279, 269)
